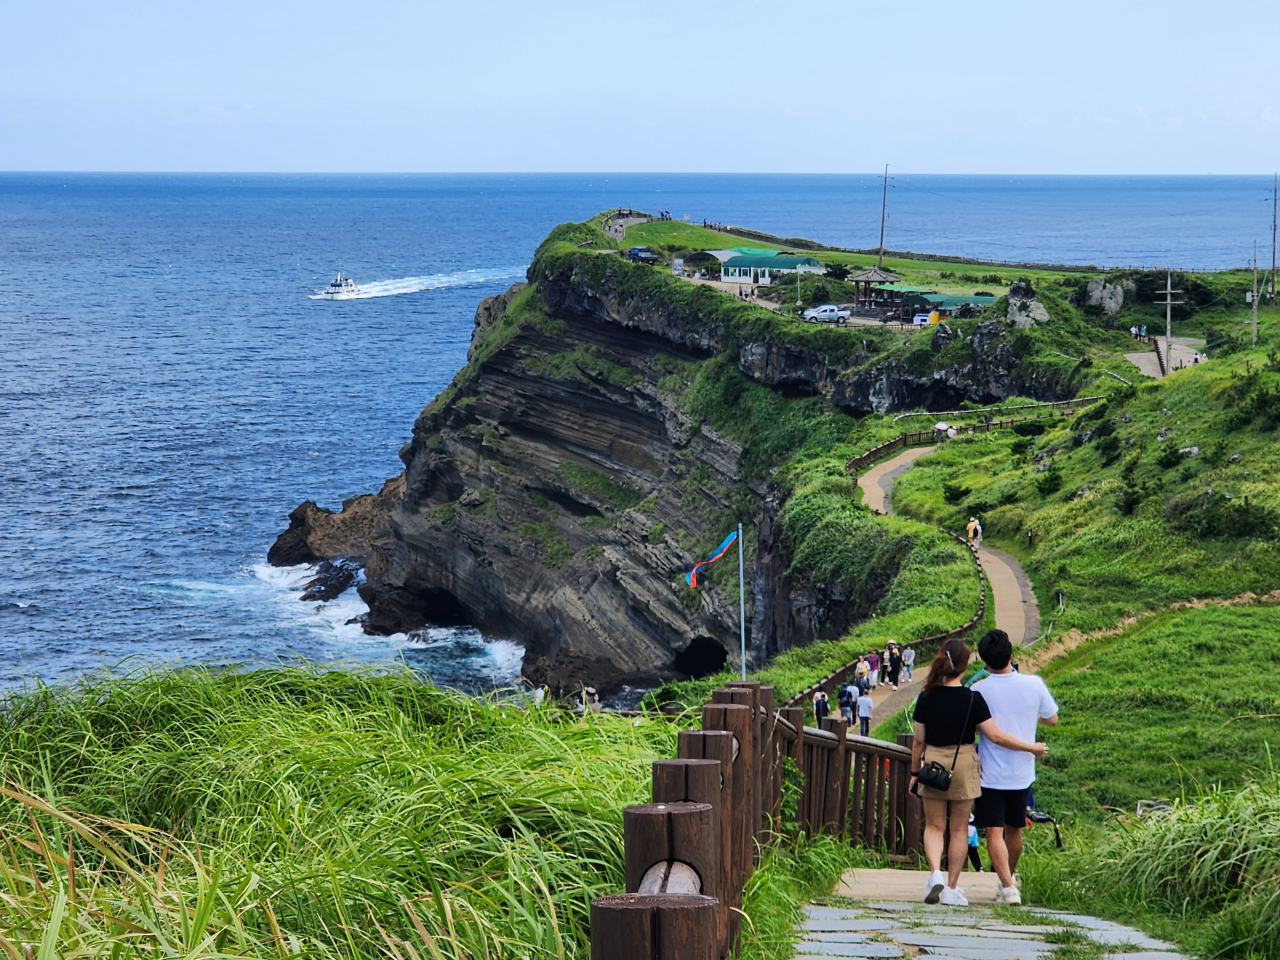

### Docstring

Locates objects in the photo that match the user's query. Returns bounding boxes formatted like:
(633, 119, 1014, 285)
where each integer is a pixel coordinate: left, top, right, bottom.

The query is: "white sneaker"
(923, 869, 945, 904)
(997, 885, 1022, 906)
(939, 886, 969, 906)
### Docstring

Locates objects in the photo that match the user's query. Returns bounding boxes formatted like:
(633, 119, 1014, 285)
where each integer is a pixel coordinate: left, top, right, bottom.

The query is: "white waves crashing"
(309, 266, 527, 300)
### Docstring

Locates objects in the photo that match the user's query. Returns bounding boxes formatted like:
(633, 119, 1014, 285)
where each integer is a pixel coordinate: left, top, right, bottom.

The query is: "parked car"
(626, 246, 660, 265)
(802, 304, 851, 323)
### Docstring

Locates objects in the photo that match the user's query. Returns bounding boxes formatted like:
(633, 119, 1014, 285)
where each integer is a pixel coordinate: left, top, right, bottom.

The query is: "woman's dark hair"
(922, 638, 972, 695)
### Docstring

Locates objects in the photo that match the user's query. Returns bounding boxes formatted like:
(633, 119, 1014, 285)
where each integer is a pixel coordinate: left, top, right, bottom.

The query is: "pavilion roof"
(848, 267, 903, 283)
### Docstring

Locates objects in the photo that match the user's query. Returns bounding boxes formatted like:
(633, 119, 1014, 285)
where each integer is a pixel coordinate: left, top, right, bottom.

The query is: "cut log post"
(719, 683, 762, 846)
(701, 702, 753, 889)
(624, 801, 718, 899)
(675, 731, 734, 958)
(590, 893, 719, 960)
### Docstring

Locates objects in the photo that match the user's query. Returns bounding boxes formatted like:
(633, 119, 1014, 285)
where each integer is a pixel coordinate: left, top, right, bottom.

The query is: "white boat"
(312, 274, 360, 300)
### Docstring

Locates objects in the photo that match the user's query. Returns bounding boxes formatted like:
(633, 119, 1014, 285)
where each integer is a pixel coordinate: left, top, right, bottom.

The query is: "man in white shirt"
(972, 629, 1059, 906)
(855, 689, 874, 737)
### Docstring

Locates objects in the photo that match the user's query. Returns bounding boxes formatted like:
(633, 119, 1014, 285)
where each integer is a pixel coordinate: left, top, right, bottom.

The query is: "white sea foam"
(246, 563, 524, 685)
(308, 266, 527, 300)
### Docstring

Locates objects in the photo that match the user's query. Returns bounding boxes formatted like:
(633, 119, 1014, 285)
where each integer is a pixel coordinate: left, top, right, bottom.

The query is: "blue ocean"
(1, 173, 1273, 690)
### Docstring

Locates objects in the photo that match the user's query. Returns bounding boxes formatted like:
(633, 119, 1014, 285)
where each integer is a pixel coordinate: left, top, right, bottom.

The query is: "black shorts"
(973, 786, 1030, 829)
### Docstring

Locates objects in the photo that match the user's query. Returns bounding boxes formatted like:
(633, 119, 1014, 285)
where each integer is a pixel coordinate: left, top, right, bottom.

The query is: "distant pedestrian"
(903, 645, 916, 683)
(966, 814, 984, 872)
(856, 688, 874, 736)
(854, 656, 871, 692)
(880, 645, 892, 684)
(974, 520, 983, 549)
(947, 426, 958, 439)
(935, 421, 949, 442)
(888, 644, 903, 690)
(838, 685, 855, 723)
(813, 688, 831, 723)
(866, 649, 880, 689)
(967, 517, 980, 547)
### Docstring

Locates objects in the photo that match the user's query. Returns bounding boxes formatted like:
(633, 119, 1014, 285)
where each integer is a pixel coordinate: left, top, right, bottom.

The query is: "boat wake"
(308, 266, 527, 300)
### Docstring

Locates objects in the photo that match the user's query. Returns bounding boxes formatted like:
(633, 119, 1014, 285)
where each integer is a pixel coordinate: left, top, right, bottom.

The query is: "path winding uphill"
(793, 881, 1188, 959)
(856, 446, 1040, 647)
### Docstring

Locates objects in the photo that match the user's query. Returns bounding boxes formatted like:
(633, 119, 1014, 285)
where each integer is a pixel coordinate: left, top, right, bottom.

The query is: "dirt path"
(856, 445, 1040, 645)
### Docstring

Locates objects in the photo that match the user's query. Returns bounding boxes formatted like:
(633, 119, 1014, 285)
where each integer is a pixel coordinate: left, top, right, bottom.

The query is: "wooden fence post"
(820, 717, 850, 836)
(719, 682, 763, 845)
(590, 893, 719, 960)
(624, 802, 718, 898)
(705, 698, 755, 882)
(897, 733, 923, 862)
(675, 733, 734, 958)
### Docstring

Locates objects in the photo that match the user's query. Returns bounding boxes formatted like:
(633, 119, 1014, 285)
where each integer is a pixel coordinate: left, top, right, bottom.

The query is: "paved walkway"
(794, 883, 1187, 959)
(855, 445, 1040, 646)
(1124, 336, 1207, 380)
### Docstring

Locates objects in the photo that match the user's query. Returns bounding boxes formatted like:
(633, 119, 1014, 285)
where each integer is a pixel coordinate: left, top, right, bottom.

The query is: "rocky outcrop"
(1085, 279, 1124, 316)
(275, 244, 1079, 693)
(468, 283, 526, 361)
(268, 474, 405, 580)
(1007, 279, 1051, 328)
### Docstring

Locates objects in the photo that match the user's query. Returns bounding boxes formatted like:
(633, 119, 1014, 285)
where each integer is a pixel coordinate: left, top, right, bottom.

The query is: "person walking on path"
(910, 638, 1047, 907)
(966, 814, 985, 873)
(888, 643, 903, 690)
(966, 517, 981, 549)
(972, 629, 1059, 906)
(902, 645, 916, 683)
(838, 684, 855, 723)
(879, 645, 891, 685)
(866, 649, 880, 690)
(813, 688, 831, 724)
(854, 656, 870, 692)
(856, 687, 874, 736)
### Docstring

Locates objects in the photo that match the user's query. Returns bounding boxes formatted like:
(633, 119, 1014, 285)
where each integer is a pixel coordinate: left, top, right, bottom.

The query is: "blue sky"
(2, 0, 1276, 173)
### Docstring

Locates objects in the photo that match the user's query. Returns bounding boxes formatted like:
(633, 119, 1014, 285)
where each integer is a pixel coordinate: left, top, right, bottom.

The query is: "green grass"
(0, 666, 869, 959)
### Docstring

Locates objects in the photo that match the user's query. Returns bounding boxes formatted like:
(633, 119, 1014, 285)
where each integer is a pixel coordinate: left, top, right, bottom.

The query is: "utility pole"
(1271, 173, 1277, 308)
(1253, 243, 1259, 347)
(1152, 273, 1184, 373)
(877, 164, 889, 269)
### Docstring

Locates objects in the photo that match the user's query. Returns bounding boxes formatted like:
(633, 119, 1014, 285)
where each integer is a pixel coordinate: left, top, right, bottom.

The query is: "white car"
(802, 304, 851, 323)
(912, 313, 932, 325)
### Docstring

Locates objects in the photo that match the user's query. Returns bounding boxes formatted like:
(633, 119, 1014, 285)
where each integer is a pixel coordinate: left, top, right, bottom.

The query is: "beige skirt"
(918, 743, 981, 802)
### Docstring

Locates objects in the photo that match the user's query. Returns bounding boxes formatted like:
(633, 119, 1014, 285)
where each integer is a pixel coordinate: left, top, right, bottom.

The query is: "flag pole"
(738, 522, 746, 680)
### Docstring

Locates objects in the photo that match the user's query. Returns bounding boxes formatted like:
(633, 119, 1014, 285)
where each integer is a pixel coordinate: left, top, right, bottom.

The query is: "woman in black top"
(910, 638, 1047, 906)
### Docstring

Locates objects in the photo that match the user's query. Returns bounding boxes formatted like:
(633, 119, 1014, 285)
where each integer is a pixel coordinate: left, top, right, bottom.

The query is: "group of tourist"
(809, 629, 1058, 908)
(811, 644, 917, 736)
(909, 629, 1058, 907)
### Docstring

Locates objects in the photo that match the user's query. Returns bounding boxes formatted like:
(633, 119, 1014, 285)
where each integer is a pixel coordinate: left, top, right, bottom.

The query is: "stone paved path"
(794, 876, 1188, 960)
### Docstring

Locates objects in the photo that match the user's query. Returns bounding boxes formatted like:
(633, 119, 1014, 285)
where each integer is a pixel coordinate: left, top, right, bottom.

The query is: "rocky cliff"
(270, 226, 1078, 693)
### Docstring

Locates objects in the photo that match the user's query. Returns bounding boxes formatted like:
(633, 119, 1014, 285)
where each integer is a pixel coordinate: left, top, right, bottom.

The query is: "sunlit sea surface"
(1, 173, 1272, 690)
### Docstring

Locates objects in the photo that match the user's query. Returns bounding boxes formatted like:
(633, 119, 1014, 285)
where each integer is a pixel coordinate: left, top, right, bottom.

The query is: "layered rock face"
(273, 252, 1072, 693)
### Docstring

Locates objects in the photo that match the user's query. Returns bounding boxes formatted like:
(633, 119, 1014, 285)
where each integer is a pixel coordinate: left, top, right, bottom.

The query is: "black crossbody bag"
(916, 689, 975, 793)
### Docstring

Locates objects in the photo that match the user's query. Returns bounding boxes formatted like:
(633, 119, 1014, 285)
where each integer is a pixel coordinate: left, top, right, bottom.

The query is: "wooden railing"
(845, 398, 1104, 476)
(590, 685, 928, 958)
(1132, 332, 1167, 376)
(785, 534, 987, 713)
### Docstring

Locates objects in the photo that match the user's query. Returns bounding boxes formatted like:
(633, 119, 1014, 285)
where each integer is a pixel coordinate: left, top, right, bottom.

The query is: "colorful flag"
(686, 530, 738, 588)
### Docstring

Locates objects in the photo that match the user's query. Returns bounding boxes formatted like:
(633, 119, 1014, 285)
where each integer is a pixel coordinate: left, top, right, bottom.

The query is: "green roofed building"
(722, 254, 823, 286)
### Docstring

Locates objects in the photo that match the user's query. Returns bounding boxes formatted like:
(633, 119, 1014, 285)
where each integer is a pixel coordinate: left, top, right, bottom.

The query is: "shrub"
(1012, 420, 1048, 437)
(1036, 463, 1063, 495)
(1156, 446, 1184, 469)
(942, 481, 971, 504)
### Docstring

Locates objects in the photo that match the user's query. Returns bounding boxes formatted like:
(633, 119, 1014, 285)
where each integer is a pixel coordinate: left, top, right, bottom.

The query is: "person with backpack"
(972, 629, 1059, 906)
(910, 638, 1047, 906)
(838, 685, 855, 723)
(813, 688, 831, 724)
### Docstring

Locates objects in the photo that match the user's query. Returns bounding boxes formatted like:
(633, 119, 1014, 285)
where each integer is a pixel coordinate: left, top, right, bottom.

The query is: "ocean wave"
(309, 266, 527, 300)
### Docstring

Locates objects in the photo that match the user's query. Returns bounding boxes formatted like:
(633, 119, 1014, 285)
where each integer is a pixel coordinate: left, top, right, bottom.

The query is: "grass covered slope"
(0, 666, 866, 959)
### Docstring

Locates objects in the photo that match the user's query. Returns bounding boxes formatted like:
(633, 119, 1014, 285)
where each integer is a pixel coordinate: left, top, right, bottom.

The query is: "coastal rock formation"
(267, 474, 405, 581)
(274, 239, 1076, 693)
(1007, 279, 1051, 328)
(1085, 278, 1125, 316)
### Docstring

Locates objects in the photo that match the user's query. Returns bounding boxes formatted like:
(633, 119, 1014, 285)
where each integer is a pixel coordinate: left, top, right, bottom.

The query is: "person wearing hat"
(966, 517, 982, 549)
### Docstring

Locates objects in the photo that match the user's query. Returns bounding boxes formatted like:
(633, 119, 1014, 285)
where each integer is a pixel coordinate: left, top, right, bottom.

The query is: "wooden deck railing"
(590, 684, 929, 959)
(1132, 333, 1167, 376)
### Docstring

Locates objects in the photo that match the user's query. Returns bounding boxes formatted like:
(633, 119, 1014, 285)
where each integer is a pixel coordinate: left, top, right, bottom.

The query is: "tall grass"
(0, 666, 858, 958)
(1022, 774, 1280, 960)
(0, 666, 676, 958)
